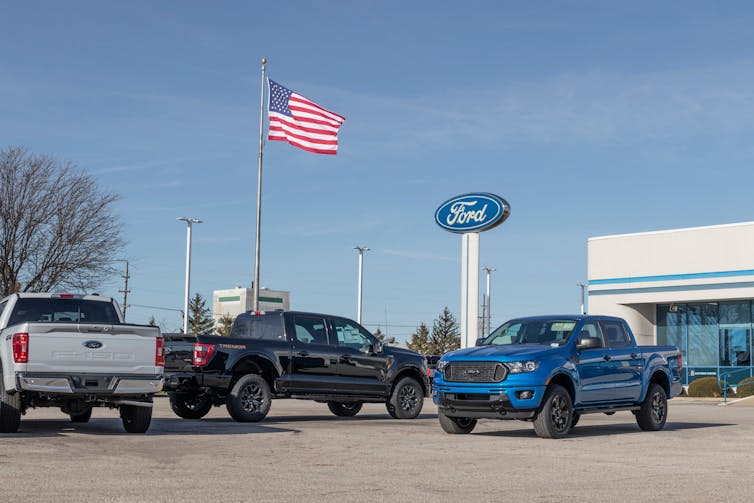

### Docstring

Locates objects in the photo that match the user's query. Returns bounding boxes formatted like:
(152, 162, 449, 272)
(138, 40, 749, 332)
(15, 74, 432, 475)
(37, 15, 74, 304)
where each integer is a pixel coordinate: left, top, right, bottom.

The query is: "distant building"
(212, 287, 290, 322)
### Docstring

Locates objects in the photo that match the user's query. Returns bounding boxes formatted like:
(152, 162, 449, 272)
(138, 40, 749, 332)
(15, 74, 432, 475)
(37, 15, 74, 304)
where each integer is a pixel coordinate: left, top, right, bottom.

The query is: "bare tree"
(0, 146, 124, 297)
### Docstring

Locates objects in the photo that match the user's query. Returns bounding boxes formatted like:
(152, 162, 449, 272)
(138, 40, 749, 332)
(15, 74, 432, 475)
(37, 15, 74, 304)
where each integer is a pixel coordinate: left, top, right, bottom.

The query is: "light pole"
(482, 266, 495, 336)
(577, 282, 587, 315)
(177, 217, 202, 334)
(353, 246, 370, 324)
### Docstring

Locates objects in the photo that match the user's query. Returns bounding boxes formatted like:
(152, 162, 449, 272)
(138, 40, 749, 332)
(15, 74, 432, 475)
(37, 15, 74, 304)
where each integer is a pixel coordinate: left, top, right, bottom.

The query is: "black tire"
(636, 383, 668, 431)
(226, 374, 272, 423)
(569, 412, 580, 431)
(70, 407, 93, 423)
(120, 405, 152, 433)
(533, 384, 573, 439)
(327, 401, 363, 417)
(438, 409, 477, 434)
(169, 392, 213, 419)
(0, 371, 22, 433)
(388, 377, 424, 419)
(385, 403, 399, 419)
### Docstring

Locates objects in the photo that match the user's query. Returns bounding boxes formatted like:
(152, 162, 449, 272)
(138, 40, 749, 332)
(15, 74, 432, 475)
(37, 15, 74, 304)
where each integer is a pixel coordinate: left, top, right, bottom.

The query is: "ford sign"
(435, 193, 510, 233)
(83, 340, 104, 349)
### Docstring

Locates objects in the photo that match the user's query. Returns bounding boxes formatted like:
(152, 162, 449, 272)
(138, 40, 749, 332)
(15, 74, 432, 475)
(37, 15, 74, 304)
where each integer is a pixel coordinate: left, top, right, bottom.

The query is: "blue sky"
(2, 1, 754, 340)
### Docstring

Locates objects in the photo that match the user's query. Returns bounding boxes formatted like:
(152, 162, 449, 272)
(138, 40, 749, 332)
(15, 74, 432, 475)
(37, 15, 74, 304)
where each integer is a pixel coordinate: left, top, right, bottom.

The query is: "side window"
(292, 316, 330, 345)
(332, 319, 374, 350)
(231, 314, 285, 340)
(600, 321, 631, 348)
(576, 322, 603, 347)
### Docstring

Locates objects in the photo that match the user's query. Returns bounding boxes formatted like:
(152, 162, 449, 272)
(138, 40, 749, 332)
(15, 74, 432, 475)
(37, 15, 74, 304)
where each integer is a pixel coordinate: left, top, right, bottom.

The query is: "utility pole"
(353, 245, 370, 324)
(119, 260, 130, 320)
(482, 267, 495, 336)
(577, 282, 587, 314)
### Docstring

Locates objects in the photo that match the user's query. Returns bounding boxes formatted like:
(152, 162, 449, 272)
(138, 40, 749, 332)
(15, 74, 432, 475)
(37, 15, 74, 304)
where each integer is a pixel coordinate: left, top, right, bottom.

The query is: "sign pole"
(252, 57, 267, 312)
(461, 233, 480, 348)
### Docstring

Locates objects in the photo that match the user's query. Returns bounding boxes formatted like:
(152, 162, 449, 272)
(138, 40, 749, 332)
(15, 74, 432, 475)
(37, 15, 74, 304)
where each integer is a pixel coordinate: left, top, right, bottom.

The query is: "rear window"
(230, 312, 285, 340)
(7, 298, 120, 325)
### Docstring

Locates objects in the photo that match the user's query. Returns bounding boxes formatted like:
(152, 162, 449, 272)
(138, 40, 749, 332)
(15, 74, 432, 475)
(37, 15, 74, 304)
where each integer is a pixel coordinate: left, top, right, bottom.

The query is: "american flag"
(267, 79, 346, 155)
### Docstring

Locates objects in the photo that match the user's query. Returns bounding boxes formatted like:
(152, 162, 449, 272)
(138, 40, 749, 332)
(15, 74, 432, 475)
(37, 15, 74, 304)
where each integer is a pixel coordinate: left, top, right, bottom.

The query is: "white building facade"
(588, 221, 754, 386)
(212, 287, 290, 323)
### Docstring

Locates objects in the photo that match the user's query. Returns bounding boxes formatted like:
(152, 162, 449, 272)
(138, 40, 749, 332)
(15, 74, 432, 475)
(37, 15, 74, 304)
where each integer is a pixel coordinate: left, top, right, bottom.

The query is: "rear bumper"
(163, 372, 232, 393)
(17, 374, 163, 395)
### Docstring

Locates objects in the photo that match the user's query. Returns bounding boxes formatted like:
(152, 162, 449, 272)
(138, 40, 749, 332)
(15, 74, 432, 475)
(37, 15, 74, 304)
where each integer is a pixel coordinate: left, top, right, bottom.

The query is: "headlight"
(506, 361, 538, 373)
(436, 360, 448, 372)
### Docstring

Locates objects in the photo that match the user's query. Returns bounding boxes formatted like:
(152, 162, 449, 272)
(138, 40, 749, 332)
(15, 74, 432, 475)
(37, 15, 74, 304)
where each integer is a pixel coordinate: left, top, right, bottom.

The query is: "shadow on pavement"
(475, 420, 734, 438)
(0, 418, 298, 437)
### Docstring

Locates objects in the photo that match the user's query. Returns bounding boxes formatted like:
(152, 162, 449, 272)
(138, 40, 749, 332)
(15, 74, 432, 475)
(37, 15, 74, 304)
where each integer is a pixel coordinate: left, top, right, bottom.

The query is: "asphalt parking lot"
(1, 396, 753, 502)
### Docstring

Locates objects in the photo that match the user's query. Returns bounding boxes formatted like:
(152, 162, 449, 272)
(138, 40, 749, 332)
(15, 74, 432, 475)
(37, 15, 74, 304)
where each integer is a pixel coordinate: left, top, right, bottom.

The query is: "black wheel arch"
(229, 355, 279, 391)
(548, 372, 576, 404)
(390, 367, 429, 396)
(649, 369, 671, 397)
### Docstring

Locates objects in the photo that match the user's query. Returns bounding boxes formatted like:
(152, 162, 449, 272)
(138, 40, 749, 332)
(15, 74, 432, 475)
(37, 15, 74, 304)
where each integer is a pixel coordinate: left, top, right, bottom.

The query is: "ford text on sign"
(434, 193, 510, 233)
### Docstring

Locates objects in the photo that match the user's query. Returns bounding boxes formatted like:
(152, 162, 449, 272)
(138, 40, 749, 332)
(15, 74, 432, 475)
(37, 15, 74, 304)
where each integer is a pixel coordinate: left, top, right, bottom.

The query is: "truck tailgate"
(10, 322, 160, 375)
(163, 333, 197, 374)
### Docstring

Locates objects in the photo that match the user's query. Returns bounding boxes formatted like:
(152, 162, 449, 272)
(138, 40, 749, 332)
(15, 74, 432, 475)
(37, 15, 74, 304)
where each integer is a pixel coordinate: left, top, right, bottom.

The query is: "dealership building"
(588, 221, 754, 386)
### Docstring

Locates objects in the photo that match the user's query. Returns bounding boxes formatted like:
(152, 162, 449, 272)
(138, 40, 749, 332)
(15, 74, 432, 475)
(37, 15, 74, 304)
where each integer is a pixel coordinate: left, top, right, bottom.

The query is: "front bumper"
(17, 374, 163, 395)
(433, 374, 545, 419)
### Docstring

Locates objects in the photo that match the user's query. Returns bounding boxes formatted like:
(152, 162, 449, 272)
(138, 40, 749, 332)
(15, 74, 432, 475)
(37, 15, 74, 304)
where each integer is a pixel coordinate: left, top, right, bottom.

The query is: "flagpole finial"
(261, 57, 267, 65)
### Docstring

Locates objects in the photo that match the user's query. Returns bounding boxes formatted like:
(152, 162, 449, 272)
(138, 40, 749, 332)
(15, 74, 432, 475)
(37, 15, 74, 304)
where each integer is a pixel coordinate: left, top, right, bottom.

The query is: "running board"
(575, 405, 640, 415)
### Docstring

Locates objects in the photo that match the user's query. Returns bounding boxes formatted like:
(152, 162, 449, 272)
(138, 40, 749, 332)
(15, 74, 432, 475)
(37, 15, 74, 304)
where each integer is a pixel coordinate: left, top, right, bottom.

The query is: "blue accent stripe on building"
(588, 281, 754, 296)
(589, 269, 754, 286)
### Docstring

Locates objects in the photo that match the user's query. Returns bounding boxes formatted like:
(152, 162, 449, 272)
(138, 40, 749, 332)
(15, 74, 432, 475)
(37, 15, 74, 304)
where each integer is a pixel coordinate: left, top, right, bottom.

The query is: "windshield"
(8, 298, 120, 325)
(481, 319, 577, 346)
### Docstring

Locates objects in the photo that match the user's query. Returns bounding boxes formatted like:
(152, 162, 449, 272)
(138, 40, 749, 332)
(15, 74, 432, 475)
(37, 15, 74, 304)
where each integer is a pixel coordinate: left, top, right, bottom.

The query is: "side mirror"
(475, 338, 486, 346)
(577, 336, 603, 350)
(371, 341, 383, 354)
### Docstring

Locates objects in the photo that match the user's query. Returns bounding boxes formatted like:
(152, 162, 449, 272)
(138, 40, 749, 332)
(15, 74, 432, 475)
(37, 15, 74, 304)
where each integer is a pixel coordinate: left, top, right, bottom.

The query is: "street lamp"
(577, 282, 587, 315)
(177, 217, 202, 334)
(353, 246, 370, 324)
(482, 266, 496, 336)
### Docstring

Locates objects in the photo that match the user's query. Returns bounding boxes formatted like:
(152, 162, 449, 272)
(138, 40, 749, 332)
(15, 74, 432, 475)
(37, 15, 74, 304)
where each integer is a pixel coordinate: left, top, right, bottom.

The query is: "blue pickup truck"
(432, 315, 683, 438)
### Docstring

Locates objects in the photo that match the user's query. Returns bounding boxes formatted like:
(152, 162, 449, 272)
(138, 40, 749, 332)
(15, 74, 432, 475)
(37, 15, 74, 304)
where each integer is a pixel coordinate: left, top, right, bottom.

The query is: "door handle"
(603, 355, 612, 361)
(630, 353, 639, 359)
(297, 351, 309, 357)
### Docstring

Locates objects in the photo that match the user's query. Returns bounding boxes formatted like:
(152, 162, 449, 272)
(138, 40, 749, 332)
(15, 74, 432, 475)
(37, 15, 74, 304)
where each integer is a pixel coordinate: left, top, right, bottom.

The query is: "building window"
(719, 302, 751, 367)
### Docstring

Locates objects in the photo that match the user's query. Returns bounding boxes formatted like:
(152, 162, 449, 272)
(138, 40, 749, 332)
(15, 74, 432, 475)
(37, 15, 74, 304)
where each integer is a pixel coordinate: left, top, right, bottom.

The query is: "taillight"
(12, 333, 29, 363)
(155, 337, 165, 367)
(193, 343, 215, 366)
(677, 352, 683, 374)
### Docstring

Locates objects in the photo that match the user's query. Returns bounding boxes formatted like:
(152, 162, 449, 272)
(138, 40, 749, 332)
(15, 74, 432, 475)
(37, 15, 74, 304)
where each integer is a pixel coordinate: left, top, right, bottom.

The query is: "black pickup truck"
(163, 310, 429, 422)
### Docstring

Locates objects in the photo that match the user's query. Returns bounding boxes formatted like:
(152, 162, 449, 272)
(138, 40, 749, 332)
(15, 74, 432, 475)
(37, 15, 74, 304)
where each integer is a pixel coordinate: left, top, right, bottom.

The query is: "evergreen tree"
(407, 322, 431, 354)
(188, 292, 214, 334)
(430, 307, 461, 354)
(373, 327, 384, 341)
(216, 313, 235, 337)
(147, 315, 157, 327)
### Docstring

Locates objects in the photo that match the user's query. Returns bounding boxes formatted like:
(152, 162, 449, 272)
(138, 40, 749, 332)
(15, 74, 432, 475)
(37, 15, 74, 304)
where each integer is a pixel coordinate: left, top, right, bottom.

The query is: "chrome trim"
(18, 377, 74, 393)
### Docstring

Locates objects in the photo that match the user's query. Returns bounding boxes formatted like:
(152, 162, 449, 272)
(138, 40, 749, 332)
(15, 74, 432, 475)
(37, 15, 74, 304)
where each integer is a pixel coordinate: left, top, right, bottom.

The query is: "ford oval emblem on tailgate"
(83, 340, 103, 349)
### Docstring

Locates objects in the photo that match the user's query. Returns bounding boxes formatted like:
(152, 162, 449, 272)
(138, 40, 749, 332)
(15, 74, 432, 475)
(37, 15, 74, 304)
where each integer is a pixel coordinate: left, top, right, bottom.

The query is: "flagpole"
(252, 57, 267, 312)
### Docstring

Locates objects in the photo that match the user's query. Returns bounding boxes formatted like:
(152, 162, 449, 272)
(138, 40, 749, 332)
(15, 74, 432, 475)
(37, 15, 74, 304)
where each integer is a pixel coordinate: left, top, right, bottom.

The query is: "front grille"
(445, 361, 507, 383)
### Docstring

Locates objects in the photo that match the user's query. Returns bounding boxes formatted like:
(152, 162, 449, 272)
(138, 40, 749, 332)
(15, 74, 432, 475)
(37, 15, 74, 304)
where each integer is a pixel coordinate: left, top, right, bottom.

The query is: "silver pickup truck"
(0, 293, 164, 433)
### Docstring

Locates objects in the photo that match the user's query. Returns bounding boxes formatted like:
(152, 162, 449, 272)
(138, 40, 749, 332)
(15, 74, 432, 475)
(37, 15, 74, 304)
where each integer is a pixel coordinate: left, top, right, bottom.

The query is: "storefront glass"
(657, 301, 754, 385)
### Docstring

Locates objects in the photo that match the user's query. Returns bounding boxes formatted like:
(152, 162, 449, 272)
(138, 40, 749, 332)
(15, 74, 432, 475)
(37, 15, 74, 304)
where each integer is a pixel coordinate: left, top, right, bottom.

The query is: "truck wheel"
(327, 401, 363, 417)
(69, 406, 93, 423)
(120, 405, 152, 433)
(533, 384, 573, 439)
(569, 412, 580, 431)
(169, 392, 213, 419)
(438, 409, 477, 434)
(0, 372, 22, 433)
(226, 374, 271, 422)
(636, 383, 668, 431)
(388, 377, 424, 419)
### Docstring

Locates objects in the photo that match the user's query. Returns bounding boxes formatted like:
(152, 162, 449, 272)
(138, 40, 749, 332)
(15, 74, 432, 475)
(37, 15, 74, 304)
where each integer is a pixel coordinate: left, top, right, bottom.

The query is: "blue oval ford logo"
(435, 193, 510, 233)
(83, 340, 103, 349)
